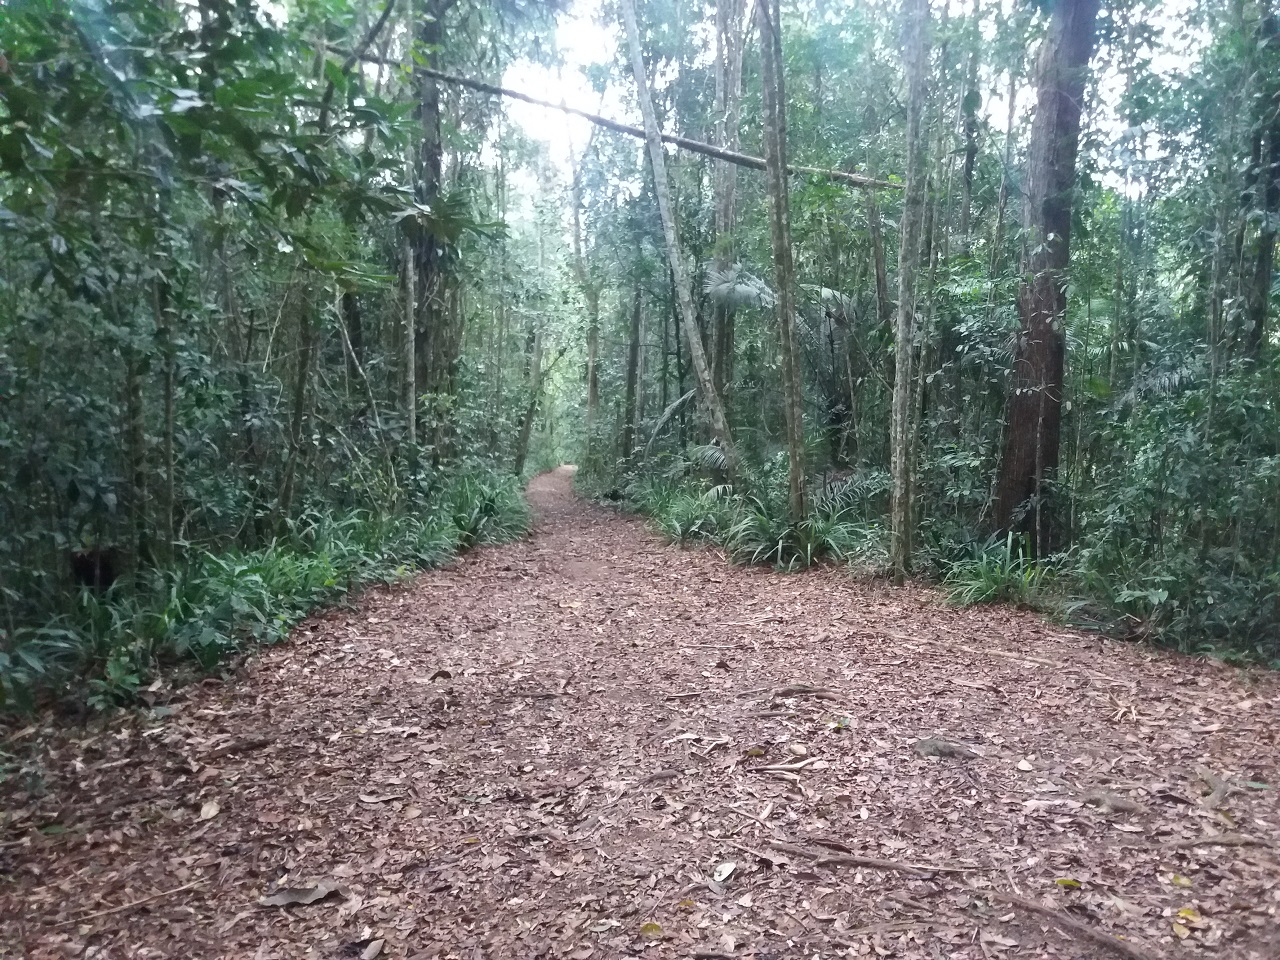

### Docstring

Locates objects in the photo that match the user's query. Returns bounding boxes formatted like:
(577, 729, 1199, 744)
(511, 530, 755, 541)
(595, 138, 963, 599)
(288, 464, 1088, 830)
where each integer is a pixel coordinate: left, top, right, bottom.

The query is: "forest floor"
(3, 466, 1279, 960)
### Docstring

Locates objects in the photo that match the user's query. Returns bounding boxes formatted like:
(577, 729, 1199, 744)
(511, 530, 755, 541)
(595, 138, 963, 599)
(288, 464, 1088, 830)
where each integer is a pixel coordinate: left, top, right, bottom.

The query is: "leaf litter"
(2, 466, 1279, 958)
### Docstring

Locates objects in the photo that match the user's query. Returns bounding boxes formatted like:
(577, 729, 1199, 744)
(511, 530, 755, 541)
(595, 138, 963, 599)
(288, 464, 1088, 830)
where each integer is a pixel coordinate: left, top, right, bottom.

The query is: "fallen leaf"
(1017, 758, 1034, 772)
(1172, 921, 1191, 940)
(258, 880, 348, 907)
(713, 861, 736, 883)
(361, 939, 384, 960)
(358, 793, 403, 804)
(1054, 877, 1082, 889)
(913, 738, 977, 759)
(199, 800, 220, 820)
(639, 921, 663, 940)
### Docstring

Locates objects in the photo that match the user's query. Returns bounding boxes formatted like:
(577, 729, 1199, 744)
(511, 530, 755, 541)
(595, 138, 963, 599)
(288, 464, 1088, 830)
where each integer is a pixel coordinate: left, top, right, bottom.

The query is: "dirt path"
(4, 466, 1279, 959)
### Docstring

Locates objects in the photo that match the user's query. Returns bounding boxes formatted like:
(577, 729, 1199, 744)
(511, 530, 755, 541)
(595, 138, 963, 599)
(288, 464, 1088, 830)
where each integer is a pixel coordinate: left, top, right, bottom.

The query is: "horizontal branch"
(411, 65, 900, 191)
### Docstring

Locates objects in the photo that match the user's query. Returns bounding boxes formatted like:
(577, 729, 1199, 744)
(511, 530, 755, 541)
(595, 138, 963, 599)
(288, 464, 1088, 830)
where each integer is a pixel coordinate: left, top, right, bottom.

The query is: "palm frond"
(703, 263, 776, 309)
(644, 389, 697, 459)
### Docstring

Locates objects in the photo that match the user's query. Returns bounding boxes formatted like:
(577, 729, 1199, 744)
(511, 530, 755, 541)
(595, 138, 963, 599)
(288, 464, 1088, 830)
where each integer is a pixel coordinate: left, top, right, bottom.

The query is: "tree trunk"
(867, 190, 893, 329)
(155, 280, 176, 565)
(569, 145, 602, 455)
(958, 4, 980, 256)
(993, 0, 1101, 553)
(620, 0, 738, 472)
(712, 0, 748, 396)
(413, 0, 447, 399)
(277, 292, 313, 524)
(889, 0, 931, 583)
(1244, 9, 1278, 359)
(757, 0, 806, 522)
(341, 290, 364, 385)
(622, 278, 642, 461)
(401, 233, 417, 450)
(513, 328, 543, 476)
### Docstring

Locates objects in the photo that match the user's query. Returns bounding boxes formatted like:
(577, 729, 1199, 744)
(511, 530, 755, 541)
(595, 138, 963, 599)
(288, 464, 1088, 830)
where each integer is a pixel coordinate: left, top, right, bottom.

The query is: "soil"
(3, 465, 1279, 959)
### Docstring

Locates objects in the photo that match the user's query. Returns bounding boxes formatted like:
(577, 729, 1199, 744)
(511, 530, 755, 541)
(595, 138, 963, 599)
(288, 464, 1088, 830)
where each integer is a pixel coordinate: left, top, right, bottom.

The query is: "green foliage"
(0, 469, 527, 712)
(943, 533, 1052, 608)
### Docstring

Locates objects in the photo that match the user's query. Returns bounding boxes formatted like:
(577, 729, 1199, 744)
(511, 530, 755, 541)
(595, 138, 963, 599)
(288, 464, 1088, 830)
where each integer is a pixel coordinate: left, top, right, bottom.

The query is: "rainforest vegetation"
(2, 0, 1279, 711)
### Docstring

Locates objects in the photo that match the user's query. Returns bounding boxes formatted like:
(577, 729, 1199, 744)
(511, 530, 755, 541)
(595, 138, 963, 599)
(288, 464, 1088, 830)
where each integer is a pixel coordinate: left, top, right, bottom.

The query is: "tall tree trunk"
(401, 233, 417, 450)
(867, 190, 893, 329)
(413, 0, 447, 398)
(569, 145, 602, 455)
(958, 2, 980, 256)
(1244, 8, 1279, 359)
(993, 0, 1101, 553)
(889, 0, 931, 583)
(123, 335, 147, 575)
(513, 328, 544, 476)
(622, 278, 642, 461)
(620, 0, 738, 471)
(757, 0, 806, 522)
(155, 280, 176, 565)
(712, 0, 748, 396)
(278, 295, 315, 524)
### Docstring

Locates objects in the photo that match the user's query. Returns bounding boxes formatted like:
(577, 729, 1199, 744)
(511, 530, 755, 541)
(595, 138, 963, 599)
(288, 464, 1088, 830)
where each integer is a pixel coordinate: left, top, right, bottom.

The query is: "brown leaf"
(258, 880, 348, 908)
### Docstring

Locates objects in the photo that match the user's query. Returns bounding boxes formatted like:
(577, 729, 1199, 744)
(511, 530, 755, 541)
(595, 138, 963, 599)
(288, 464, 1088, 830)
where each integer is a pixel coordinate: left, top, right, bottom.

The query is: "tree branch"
(318, 0, 399, 135)
(402, 65, 900, 191)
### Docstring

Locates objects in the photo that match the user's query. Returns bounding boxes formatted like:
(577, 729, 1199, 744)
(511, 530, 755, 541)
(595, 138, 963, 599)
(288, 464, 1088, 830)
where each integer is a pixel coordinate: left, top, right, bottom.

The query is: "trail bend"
(4, 465, 1278, 959)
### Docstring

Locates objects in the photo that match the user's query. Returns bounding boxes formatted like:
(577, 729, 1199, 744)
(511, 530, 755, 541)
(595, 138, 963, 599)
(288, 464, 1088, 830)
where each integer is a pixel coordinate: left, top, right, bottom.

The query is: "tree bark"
(867, 190, 893, 329)
(1243, 7, 1279, 359)
(569, 144, 602, 455)
(757, 0, 806, 522)
(412, 0, 451, 400)
(712, 0, 749, 395)
(622, 278, 642, 461)
(401, 233, 417, 449)
(889, 0, 931, 583)
(620, 0, 738, 472)
(993, 0, 1101, 553)
(513, 328, 544, 476)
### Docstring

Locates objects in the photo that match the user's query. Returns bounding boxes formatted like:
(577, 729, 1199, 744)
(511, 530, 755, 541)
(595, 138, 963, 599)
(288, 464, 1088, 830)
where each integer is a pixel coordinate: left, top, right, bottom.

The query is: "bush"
(0, 470, 529, 712)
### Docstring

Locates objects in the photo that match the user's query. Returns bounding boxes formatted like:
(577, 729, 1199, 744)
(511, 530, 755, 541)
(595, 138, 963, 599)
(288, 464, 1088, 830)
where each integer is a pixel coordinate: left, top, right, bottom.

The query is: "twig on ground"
(722, 804, 774, 829)
(54, 878, 207, 928)
(984, 890, 1162, 960)
(1159, 832, 1272, 850)
(204, 737, 271, 761)
(767, 840, 973, 876)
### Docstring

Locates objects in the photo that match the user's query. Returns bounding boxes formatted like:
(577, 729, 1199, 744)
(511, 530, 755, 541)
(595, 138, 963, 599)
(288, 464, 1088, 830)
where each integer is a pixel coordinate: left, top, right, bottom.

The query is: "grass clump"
(1, 470, 529, 713)
(942, 532, 1052, 607)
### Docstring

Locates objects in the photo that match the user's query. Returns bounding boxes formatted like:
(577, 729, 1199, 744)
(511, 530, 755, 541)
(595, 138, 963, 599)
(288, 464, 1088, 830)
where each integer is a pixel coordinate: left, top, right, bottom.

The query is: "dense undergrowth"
(0, 469, 529, 713)
(582, 412, 1280, 670)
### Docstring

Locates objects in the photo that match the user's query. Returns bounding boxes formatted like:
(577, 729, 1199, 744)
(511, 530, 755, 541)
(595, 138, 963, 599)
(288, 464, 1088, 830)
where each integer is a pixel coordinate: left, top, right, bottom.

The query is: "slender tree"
(890, 0, 931, 582)
(619, 0, 739, 471)
(757, 0, 806, 522)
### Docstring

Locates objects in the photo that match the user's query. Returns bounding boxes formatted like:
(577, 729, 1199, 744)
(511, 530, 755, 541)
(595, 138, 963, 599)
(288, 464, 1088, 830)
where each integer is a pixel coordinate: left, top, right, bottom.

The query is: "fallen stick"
(722, 804, 774, 829)
(54, 878, 207, 928)
(767, 840, 972, 877)
(204, 737, 271, 761)
(754, 757, 820, 772)
(985, 890, 1162, 960)
(1159, 832, 1273, 851)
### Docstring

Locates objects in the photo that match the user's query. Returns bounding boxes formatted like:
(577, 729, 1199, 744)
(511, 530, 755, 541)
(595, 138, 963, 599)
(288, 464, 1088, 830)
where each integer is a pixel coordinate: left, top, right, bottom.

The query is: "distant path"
(5, 465, 1279, 959)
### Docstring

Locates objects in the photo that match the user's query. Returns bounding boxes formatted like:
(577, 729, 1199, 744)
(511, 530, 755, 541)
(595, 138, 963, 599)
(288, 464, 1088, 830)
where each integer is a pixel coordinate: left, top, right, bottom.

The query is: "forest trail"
(4, 466, 1279, 959)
